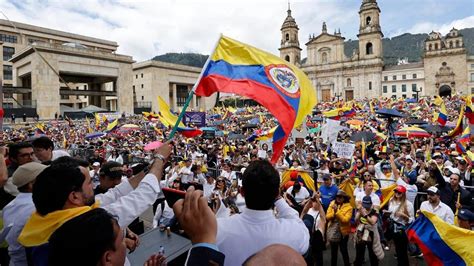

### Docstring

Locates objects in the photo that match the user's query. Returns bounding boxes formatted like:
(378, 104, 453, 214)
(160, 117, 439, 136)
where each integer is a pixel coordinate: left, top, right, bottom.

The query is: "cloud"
(0, 0, 471, 62)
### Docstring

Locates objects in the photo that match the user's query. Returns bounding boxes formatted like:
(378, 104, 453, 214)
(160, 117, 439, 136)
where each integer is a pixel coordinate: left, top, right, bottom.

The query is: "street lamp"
(415, 87, 422, 101)
(334, 92, 342, 102)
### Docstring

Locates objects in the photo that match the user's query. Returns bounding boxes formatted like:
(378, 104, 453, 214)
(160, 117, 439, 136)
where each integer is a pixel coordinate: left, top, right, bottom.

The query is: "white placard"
(332, 141, 355, 159)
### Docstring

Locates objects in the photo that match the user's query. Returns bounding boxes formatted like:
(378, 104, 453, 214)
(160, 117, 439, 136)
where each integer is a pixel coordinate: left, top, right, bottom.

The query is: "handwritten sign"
(332, 141, 355, 159)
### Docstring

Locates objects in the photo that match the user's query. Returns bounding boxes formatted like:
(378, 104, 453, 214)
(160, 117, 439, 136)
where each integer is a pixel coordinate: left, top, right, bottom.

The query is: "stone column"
(116, 63, 133, 115)
(172, 84, 177, 111)
(31, 52, 60, 119)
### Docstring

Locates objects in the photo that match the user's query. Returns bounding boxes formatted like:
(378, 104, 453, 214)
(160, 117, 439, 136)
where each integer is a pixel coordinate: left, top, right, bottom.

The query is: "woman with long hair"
(300, 192, 326, 266)
(384, 185, 414, 266)
(326, 190, 353, 266)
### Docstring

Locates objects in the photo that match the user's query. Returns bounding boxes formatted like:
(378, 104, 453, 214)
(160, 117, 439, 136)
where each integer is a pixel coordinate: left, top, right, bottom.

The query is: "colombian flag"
(437, 103, 448, 126)
(176, 127, 203, 138)
(407, 211, 474, 266)
(195, 36, 316, 163)
(447, 104, 464, 138)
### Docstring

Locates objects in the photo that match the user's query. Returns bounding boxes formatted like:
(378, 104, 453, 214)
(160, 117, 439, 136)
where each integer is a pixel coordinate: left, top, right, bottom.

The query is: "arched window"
(366, 42, 373, 55)
(456, 40, 460, 47)
(321, 52, 328, 64)
(449, 41, 453, 48)
(347, 78, 351, 87)
(435, 43, 439, 50)
(285, 33, 289, 41)
(366, 16, 371, 26)
(285, 55, 290, 62)
(429, 44, 432, 51)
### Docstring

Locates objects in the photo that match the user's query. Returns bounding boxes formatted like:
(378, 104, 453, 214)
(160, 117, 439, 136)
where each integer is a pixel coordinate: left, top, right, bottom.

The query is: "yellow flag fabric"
(18, 202, 100, 247)
(281, 170, 316, 192)
(106, 119, 118, 131)
(157, 96, 185, 127)
(339, 179, 356, 208)
(380, 183, 397, 208)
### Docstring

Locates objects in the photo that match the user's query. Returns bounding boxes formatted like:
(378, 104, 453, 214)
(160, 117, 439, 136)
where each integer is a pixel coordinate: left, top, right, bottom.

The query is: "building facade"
(132, 60, 217, 113)
(280, 0, 472, 101)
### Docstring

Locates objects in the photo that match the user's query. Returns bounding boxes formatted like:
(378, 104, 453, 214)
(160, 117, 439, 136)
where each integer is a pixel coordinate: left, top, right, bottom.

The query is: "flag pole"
(168, 34, 223, 140)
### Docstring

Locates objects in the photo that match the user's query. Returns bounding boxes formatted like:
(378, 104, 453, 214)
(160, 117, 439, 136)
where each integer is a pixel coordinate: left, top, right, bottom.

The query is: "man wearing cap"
(94, 161, 124, 195)
(419, 186, 454, 224)
(432, 152, 445, 170)
(319, 174, 339, 212)
(89, 162, 101, 188)
(454, 156, 472, 189)
(2, 162, 47, 265)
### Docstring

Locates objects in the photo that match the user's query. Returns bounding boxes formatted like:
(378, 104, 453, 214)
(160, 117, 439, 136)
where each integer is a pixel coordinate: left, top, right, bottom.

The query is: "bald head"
(243, 244, 306, 266)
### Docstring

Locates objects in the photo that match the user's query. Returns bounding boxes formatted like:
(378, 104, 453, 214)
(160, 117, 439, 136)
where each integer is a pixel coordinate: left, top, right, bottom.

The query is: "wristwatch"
(154, 153, 165, 162)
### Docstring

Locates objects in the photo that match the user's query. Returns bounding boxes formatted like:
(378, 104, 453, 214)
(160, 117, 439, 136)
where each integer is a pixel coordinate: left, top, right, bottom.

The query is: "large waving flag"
(437, 102, 448, 126)
(106, 119, 118, 132)
(447, 104, 464, 138)
(407, 211, 474, 266)
(195, 36, 316, 163)
(157, 96, 185, 128)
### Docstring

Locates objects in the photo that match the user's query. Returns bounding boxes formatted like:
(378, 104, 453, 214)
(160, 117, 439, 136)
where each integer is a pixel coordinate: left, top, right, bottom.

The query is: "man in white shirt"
(355, 179, 381, 211)
(89, 161, 101, 188)
(198, 172, 216, 199)
(32, 136, 70, 164)
(3, 162, 47, 266)
(216, 160, 309, 266)
(419, 186, 454, 224)
(179, 158, 194, 184)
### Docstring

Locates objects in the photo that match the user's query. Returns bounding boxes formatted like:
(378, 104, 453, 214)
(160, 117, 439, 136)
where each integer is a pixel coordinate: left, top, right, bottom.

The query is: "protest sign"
(332, 141, 355, 159)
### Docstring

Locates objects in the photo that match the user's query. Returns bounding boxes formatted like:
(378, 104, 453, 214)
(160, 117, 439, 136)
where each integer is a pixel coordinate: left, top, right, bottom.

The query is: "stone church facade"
(279, 0, 472, 102)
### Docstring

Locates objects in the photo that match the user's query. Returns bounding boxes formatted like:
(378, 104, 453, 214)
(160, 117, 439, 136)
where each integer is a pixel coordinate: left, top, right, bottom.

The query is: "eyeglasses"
(363, 174, 371, 177)
(217, 180, 225, 183)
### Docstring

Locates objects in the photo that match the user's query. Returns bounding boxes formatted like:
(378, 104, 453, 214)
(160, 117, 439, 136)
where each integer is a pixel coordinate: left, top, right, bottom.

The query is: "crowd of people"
(0, 94, 473, 265)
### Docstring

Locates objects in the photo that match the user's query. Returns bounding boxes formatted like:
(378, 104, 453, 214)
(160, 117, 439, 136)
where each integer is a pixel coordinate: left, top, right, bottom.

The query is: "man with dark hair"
(32, 136, 70, 164)
(2, 142, 35, 204)
(18, 143, 172, 266)
(48, 208, 127, 266)
(216, 160, 309, 266)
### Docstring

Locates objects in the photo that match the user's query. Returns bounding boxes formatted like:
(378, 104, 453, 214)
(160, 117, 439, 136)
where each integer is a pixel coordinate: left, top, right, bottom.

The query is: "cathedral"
(279, 0, 473, 102)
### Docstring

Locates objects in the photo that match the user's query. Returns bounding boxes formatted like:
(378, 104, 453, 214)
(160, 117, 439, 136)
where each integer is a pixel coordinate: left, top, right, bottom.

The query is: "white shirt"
(52, 149, 70, 160)
(216, 198, 310, 266)
(355, 191, 381, 207)
(96, 173, 160, 227)
(220, 170, 236, 182)
(107, 154, 123, 164)
(286, 186, 310, 203)
(3, 193, 35, 266)
(179, 165, 194, 184)
(396, 178, 418, 204)
(388, 200, 414, 225)
(420, 201, 455, 225)
(307, 208, 323, 235)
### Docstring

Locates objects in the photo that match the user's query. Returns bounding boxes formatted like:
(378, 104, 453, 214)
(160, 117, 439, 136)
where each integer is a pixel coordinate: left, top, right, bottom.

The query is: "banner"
(332, 141, 355, 159)
(183, 112, 206, 127)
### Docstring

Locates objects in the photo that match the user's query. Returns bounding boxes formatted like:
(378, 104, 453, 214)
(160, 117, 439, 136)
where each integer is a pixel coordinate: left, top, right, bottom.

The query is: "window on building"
(141, 73, 143, 78)
(136, 75, 138, 79)
(3, 46, 15, 61)
(384, 76, 388, 81)
(285, 55, 290, 62)
(392, 75, 397, 81)
(196, 96, 201, 107)
(392, 85, 396, 93)
(366, 16, 371, 26)
(383, 86, 387, 93)
(369, 81, 372, 90)
(449, 41, 453, 48)
(391, 95, 397, 99)
(471, 88, 474, 94)
(321, 52, 327, 64)
(76, 96, 80, 100)
(402, 74, 406, 80)
(141, 96, 144, 100)
(456, 40, 460, 47)
(412, 94, 417, 98)
(3, 65, 12, 80)
(435, 43, 439, 50)
(285, 33, 289, 41)
(0, 34, 17, 43)
(84, 85, 87, 89)
(177, 85, 189, 107)
(347, 78, 351, 87)
(132, 85, 135, 91)
(413, 73, 417, 79)
(141, 84, 144, 89)
(471, 64, 474, 69)
(402, 84, 406, 92)
(402, 94, 407, 98)
(428, 44, 432, 51)
(412, 84, 417, 92)
(471, 73, 474, 82)
(60, 94, 69, 100)
(366, 43, 373, 55)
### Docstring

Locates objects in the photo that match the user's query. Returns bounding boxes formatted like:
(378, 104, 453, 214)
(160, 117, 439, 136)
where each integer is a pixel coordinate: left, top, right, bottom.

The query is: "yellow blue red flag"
(195, 36, 316, 163)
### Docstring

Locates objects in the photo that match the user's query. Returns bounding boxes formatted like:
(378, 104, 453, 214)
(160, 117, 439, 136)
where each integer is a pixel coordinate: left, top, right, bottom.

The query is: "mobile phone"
(131, 163, 149, 175)
(162, 187, 186, 208)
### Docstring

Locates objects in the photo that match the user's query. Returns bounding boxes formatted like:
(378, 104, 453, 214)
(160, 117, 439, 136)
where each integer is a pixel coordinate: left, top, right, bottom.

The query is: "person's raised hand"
(144, 254, 166, 266)
(173, 186, 217, 245)
(154, 140, 173, 162)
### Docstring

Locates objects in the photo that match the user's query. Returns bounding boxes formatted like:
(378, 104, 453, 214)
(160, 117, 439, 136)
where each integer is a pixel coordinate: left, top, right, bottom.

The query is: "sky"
(0, 0, 473, 61)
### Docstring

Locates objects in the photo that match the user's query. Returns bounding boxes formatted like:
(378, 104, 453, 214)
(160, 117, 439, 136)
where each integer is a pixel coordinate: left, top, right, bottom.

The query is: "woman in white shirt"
(219, 162, 236, 182)
(107, 150, 123, 164)
(384, 185, 414, 266)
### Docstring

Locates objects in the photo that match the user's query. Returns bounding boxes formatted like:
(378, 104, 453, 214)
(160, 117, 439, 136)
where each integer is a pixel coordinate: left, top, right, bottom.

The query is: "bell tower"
(279, 3, 301, 65)
(357, 0, 383, 60)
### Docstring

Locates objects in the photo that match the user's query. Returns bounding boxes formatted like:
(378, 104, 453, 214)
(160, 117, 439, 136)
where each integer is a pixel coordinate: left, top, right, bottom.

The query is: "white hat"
(405, 155, 414, 161)
(445, 166, 460, 175)
(92, 162, 101, 167)
(12, 162, 48, 188)
(427, 186, 439, 194)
